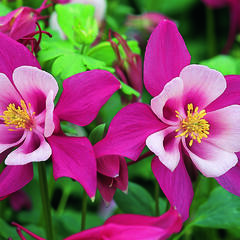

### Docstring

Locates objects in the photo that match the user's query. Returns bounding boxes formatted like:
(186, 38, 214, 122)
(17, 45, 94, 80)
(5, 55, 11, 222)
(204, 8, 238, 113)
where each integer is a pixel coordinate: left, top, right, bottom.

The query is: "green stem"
(57, 188, 70, 215)
(206, 7, 216, 57)
(2, 0, 8, 7)
(38, 162, 54, 240)
(16, 0, 23, 8)
(172, 223, 193, 240)
(81, 190, 88, 231)
(154, 181, 159, 216)
(0, 164, 5, 218)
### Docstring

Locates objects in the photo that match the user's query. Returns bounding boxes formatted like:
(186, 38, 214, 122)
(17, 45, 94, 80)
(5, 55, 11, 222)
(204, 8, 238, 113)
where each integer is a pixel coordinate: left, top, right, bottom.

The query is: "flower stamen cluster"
(175, 103, 210, 146)
(0, 100, 35, 131)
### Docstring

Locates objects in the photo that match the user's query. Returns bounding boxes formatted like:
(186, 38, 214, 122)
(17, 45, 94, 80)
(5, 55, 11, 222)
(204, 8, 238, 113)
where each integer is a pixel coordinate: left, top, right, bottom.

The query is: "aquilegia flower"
(94, 20, 240, 220)
(0, 32, 120, 199)
(12, 208, 182, 240)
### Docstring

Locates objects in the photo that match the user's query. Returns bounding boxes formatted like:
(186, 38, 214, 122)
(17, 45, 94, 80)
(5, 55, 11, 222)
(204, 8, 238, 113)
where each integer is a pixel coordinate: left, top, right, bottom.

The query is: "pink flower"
(12, 208, 182, 240)
(202, 0, 240, 53)
(109, 31, 143, 96)
(0, 1, 51, 53)
(96, 155, 128, 203)
(94, 20, 240, 220)
(0, 32, 120, 199)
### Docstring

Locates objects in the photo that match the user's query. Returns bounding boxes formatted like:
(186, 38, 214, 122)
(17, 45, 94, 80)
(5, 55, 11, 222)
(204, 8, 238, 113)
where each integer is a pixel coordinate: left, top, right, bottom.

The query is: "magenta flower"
(202, 0, 240, 53)
(12, 208, 181, 240)
(96, 154, 128, 203)
(0, 0, 51, 53)
(0, 32, 120, 199)
(94, 20, 240, 220)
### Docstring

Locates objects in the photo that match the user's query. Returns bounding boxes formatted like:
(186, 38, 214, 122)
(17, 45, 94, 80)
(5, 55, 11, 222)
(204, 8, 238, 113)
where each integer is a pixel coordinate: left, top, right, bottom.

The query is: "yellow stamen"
(175, 103, 210, 146)
(0, 100, 35, 131)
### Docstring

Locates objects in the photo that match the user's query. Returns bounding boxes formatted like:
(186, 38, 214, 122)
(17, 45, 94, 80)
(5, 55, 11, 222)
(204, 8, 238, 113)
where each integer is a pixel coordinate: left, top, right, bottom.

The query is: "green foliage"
(89, 124, 106, 145)
(0, 218, 19, 240)
(55, 3, 98, 46)
(0, 3, 11, 16)
(200, 55, 240, 75)
(192, 187, 240, 229)
(114, 181, 155, 215)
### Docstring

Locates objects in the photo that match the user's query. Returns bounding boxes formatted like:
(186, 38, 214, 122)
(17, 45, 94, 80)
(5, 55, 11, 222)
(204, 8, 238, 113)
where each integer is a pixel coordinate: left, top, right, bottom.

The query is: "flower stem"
(206, 6, 216, 57)
(154, 181, 160, 216)
(81, 190, 88, 231)
(37, 162, 54, 240)
(57, 188, 70, 215)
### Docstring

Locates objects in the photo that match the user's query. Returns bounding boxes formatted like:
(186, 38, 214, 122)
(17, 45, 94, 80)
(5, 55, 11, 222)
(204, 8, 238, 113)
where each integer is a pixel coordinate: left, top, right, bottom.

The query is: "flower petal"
(180, 65, 226, 109)
(94, 103, 166, 160)
(48, 135, 97, 198)
(215, 161, 240, 196)
(146, 127, 181, 171)
(183, 139, 238, 177)
(54, 70, 120, 126)
(144, 20, 190, 97)
(0, 124, 26, 154)
(13, 66, 58, 115)
(0, 163, 33, 199)
(96, 155, 120, 177)
(206, 75, 240, 111)
(0, 32, 40, 80)
(205, 105, 240, 152)
(151, 155, 193, 221)
(116, 157, 128, 192)
(5, 131, 52, 165)
(0, 73, 21, 113)
(151, 77, 184, 125)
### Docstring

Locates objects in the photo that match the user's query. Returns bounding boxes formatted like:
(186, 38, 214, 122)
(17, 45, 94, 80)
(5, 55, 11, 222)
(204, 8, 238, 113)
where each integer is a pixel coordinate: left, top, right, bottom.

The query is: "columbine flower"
(0, 32, 120, 199)
(202, 0, 240, 53)
(109, 31, 143, 97)
(96, 154, 128, 203)
(94, 20, 240, 220)
(12, 208, 181, 240)
(0, 0, 51, 53)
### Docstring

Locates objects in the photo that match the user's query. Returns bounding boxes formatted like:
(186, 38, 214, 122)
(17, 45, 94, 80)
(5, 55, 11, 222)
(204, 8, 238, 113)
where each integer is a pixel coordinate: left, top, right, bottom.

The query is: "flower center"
(175, 103, 210, 146)
(0, 100, 35, 131)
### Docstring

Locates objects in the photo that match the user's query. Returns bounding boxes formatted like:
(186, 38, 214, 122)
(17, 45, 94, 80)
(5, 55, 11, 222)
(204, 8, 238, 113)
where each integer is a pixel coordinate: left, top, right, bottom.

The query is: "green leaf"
(192, 187, 240, 229)
(0, 218, 19, 239)
(55, 3, 98, 46)
(200, 55, 238, 75)
(114, 181, 154, 215)
(51, 53, 113, 79)
(89, 124, 106, 145)
(60, 121, 87, 137)
(38, 40, 76, 65)
(0, 3, 11, 16)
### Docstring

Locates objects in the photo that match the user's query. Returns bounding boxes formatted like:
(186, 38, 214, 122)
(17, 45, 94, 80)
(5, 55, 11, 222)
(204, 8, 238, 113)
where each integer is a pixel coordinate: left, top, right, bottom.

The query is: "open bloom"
(12, 208, 181, 240)
(0, 32, 120, 199)
(94, 20, 240, 220)
(202, 0, 240, 53)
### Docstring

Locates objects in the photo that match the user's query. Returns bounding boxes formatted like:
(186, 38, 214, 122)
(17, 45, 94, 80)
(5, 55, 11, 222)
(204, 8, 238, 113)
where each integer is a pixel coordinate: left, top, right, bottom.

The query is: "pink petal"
(216, 161, 240, 196)
(44, 90, 55, 137)
(144, 20, 190, 97)
(96, 155, 120, 177)
(116, 157, 128, 191)
(151, 155, 193, 221)
(183, 138, 238, 177)
(206, 75, 240, 111)
(180, 65, 226, 109)
(205, 105, 240, 152)
(5, 131, 52, 165)
(54, 70, 120, 126)
(151, 77, 184, 125)
(94, 103, 166, 160)
(0, 125, 26, 154)
(0, 73, 21, 113)
(0, 164, 33, 199)
(146, 127, 181, 171)
(48, 135, 97, 198)
(13, 66, 58, 115)
(0, 32, 40, 80)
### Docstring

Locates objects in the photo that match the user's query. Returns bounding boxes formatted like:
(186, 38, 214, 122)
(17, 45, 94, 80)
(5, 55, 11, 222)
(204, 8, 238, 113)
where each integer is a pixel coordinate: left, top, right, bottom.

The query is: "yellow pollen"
(175, 103, 210, 146)
(0, 100, 35, 131)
